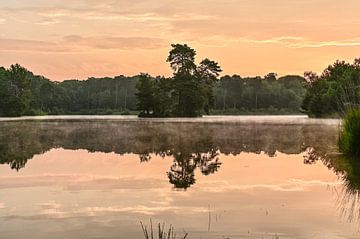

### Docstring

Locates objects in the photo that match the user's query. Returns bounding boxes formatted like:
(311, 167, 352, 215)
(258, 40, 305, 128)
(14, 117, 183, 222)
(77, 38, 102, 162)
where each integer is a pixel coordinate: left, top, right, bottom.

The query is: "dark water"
(0, 116, 359, 239)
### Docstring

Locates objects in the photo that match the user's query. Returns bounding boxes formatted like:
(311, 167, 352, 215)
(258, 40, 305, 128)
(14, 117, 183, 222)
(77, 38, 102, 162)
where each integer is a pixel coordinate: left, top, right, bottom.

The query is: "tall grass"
(140, 220, 188, 239)
(339, 109, 360, 157)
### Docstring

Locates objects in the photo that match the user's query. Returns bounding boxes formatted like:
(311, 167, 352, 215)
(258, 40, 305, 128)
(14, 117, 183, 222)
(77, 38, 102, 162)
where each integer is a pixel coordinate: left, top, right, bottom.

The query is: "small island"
(136, 43, 222, 117)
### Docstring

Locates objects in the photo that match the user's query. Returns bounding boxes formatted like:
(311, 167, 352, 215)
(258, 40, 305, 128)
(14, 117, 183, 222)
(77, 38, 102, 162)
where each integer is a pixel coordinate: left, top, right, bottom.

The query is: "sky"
(1, 0, 360, 81)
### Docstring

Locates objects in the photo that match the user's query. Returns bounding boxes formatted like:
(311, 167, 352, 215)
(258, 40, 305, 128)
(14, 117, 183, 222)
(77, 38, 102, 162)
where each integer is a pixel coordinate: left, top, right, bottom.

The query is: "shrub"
(339, 109, 360, 157)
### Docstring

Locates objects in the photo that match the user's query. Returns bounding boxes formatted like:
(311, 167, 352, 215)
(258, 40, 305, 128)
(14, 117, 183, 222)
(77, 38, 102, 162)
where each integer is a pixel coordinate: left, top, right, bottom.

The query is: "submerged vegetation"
(339, 109, 360, 157)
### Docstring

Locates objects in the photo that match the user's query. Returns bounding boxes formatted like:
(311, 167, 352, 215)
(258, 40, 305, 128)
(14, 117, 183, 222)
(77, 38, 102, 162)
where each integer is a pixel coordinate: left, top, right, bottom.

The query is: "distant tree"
(135, 44, 222, 117)
(197, 59, 222, 114)
(167, 44, 222, 117)
(264, 73, 277, 82)
(0, 64, 32, 116)
(167, 44, 199, 116)
(152, 77, 173, 117)
(212, 74, 306, 113)
(135, 73, 154, 116)
(39, 81, 54, 112)
(166, 43, 197, 75)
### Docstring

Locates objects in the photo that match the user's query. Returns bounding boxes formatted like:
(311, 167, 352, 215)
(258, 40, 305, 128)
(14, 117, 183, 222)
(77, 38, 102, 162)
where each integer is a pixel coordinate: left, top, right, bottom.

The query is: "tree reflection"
(0, 120, 340, 189)
(139, 153, 152, 163)
(196, 148, 221, 175)
(166, 148, 221, 190)
(3, 120, 360, 223)
(167, 152, 197, 190)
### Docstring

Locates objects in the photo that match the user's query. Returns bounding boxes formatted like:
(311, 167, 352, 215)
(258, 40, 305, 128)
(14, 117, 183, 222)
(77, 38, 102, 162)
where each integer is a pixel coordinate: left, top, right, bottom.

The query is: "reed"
(140, 219, 188, 239)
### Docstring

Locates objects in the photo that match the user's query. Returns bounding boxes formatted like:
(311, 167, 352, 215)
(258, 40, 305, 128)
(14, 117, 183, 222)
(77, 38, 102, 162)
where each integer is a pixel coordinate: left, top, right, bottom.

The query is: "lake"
(0, 116, 359, 239)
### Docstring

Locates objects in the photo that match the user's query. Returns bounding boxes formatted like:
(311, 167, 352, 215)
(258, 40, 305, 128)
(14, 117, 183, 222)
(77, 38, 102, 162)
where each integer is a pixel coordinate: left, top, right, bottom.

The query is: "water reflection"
(304, 146, 360, 222)
(0, 121, 340, 190)
(2, 119, 360, 238)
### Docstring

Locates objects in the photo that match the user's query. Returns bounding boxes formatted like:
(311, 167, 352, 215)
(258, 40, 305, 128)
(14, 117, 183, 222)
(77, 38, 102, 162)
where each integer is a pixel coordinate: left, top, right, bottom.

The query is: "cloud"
(63, 35, 166, 50)
(0, 35, 166, 53)
(0, 203, 5, 209)
(0, 38, 75, 53)
(290, 39, 360, 48)
(35, 18, 61, 25)
(200, 35, 360, 49)
(214, 36, 304, 47)
(37, 202, 62, 210)
(81, 205, 207, 216)
(1, 0, 360, 80)
(0, 4, 214, 25)
(3, 204, 207, 221)
(0, 174, 166, 190)
(197, 179, 341, 193)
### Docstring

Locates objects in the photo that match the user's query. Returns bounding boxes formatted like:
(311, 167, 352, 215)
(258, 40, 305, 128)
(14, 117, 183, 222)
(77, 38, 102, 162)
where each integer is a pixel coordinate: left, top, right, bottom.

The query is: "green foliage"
(0, 64, 32, 116)
(167, 43, 196, 74)
(0, 66, 139, 116)
(168, 44, 220, 117)
(302, 59, 360, 117)
(213, 74, 306, 113)
(339, 109, 360, 157)
(136, 73, 155, 116)
(0, 44, 309, 117)
(153, 77, 173, 117)
(136, 44, 222, 117)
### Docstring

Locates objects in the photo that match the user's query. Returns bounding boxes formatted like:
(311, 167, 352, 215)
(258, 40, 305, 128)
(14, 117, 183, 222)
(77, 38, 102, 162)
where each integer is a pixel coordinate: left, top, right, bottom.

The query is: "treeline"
(302, 58, 360, 117)
(0, 44, 307, 117)
(0, 64, 306, 117)
(0, 64, 138, 116)
(136, 44, 306, 117)
(213, 74, 306, 114)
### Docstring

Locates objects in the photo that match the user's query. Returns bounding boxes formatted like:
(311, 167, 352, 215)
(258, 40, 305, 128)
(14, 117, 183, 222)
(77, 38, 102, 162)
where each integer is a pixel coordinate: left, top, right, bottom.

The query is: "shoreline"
(0, 115, 341, 125)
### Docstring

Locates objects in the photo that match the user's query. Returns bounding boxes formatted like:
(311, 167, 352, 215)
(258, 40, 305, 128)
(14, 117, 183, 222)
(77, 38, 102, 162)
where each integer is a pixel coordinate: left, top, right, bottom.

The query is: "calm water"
(1, 116, 359, 239)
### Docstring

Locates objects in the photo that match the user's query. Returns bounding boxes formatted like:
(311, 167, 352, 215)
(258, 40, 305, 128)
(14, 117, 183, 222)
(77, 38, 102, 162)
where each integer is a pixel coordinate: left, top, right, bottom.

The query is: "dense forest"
(0, 45, 307, 117)
(213, 74, 305, 114)
(1, 42, 360, 117)
(0, 64, 138, 116)
(0, 64, 306, 117)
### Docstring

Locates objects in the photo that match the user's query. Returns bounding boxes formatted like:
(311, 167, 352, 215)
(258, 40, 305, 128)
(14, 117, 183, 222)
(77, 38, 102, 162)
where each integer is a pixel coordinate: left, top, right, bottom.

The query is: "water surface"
(1, 116, 358, 239)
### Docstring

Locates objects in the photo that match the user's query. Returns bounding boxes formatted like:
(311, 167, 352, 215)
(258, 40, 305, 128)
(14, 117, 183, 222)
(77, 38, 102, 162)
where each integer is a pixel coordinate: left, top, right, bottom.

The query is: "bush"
(339, 109, 360, 157)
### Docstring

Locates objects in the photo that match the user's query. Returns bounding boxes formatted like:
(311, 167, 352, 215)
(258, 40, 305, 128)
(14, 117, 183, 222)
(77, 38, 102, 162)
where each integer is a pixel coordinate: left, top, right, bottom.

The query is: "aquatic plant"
(339, 109, 360, 157)
(140, 220, 188, 239)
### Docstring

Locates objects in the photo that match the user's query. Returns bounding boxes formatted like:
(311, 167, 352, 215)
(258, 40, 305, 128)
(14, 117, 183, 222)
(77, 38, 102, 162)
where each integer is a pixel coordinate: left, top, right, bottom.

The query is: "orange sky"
(1, 0, 360, 81)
